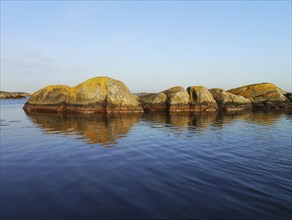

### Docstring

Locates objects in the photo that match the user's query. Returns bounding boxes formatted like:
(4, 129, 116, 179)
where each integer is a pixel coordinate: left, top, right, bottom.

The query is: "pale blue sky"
(1, 1, 291, 93)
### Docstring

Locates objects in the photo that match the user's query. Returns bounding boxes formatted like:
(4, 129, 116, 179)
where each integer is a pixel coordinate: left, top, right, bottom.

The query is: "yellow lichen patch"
(209, 88, 224, 93)
(71, 77, 115, 104)
(188, 86, 205, 91)
(74, 76, 116, 92)
(227, 83, 283, 98)
(24, 76, 143, 112)
(164, 86, 185, 93)
(27, 85, 71, 104)
(39, 85, 70, 96)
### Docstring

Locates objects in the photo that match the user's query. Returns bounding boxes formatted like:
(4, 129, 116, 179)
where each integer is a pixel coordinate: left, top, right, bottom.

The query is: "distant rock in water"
(0, 91, 30, 99)
(187, 86, 218, 111)
(23, 76, 143, 113)
(209, 88, 252, 111)
(139, 86, 190, 112)
(227, 83, 289, 109)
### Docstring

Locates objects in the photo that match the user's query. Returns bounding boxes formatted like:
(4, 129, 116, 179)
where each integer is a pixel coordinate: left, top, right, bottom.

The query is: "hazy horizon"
(1, 1, 291, 93)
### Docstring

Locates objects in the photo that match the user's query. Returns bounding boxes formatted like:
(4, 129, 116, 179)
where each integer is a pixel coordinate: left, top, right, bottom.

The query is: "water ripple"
(1, 100, 291, 220)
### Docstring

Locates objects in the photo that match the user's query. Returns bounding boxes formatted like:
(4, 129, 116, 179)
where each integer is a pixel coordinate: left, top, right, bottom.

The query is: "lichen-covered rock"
(187, 86, 218, 111)
(0, 91, 30, 99)
(209, 88, 252, 111)
(24, 77, 143, 113)
(139, 92, 167, 112)
(164, 87, 191, 111)
(227, 83, 289, 109)
(139, 86, 190, 112)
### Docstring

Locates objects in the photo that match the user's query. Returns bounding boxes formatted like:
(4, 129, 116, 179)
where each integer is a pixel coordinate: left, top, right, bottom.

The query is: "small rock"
(227, 83, 289, 109)
(209, 88, 252, 111)
(139, 86, 190, 112)
(187, 86, 218, 111)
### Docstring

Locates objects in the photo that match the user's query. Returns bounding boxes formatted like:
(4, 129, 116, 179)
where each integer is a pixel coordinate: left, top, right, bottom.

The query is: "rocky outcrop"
(23, 77, 143, 113)
(0, 91, 30, 99)
(227, 83, 289, 109)
(187, 86, 218, 111)
(23, 77, 291, 114)
(209, 88, 252, 111)
(139, 86, 190, 112)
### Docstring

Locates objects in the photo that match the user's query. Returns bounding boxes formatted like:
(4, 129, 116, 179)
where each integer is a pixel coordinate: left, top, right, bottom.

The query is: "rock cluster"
(24, 77, 291, 114)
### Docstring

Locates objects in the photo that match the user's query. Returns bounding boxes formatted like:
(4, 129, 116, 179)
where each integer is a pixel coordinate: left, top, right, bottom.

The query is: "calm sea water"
(1, 98, 291, 220)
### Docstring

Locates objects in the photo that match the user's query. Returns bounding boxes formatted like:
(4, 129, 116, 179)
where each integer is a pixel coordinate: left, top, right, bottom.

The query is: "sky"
(1, 0, 291, 93)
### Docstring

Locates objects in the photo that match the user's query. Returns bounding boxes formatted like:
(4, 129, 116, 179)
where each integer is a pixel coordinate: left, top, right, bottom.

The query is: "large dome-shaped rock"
(227, 83, 289, 109)
(209, 88, 252, 111)
(139, 86, 190, 112)
(24, 77, 143, 113)
(187, 86, 218, 111)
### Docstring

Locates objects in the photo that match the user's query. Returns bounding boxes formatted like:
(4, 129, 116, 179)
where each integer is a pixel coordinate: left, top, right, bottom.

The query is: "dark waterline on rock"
(1, 99, 291, 220)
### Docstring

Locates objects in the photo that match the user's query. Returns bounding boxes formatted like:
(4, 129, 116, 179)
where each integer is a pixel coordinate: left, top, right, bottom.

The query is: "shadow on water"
(25, 109, 290, 148)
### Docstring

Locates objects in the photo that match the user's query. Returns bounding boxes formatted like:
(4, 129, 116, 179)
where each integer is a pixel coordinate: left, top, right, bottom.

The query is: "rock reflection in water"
(215, 110, 290, 127)
(143, 111, 289, 133)
(142, 112, 218, 134)
(25, 112, 142, 147)
(26, 110, 289, 146)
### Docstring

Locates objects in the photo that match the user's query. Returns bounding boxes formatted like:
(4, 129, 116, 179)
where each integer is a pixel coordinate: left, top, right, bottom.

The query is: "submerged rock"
(24, 77, 143, 113)
(227, 83, 289, 109)
(187, 86, 218, 111)
(0, 91, 30, 99)
(209, 88, 252, 111)
(139, 86, 190, 112)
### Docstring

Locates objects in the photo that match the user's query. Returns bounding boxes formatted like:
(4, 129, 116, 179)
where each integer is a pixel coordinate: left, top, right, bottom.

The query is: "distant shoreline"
(0, 91, 30, 99)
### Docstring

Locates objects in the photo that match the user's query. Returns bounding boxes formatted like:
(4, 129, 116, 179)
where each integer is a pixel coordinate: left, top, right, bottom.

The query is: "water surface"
(1, 99, 291, 220)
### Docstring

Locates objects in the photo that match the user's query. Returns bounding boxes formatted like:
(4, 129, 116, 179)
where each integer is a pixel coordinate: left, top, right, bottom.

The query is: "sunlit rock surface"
(24, 78, 291, 113)
(187, 86, 218, 111)
(227, 83, 289, 109)
(209, 88, 252, 111)
(139, 86, 190, 112)
(24, 77, 143, 113)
